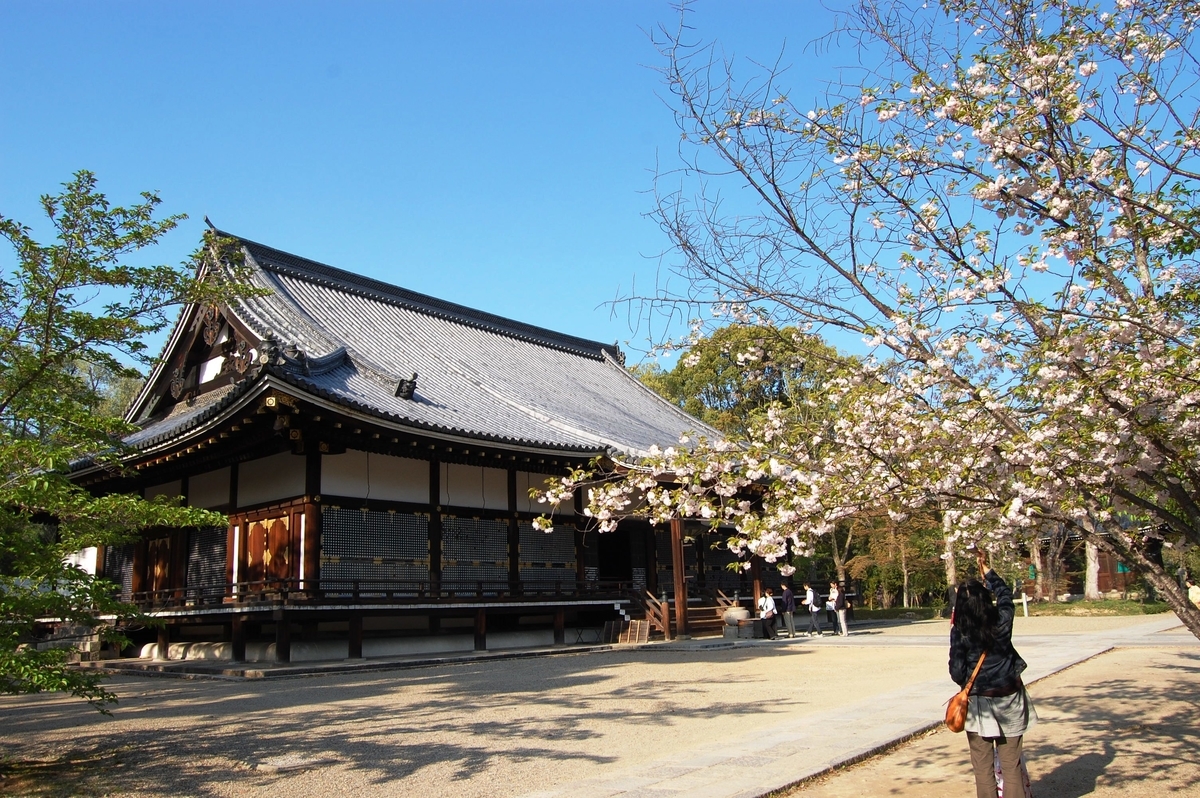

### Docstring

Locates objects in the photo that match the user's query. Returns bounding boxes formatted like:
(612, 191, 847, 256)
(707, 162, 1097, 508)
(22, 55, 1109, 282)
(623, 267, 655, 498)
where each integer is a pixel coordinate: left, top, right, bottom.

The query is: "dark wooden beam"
(474, 609, 487, 651)
(304, 450, 322, 590)
(274, 612, 291, 663)
(156, 624, 170, 661)
(671, 518, 689, 638)
(429, 460, 442, 594)
(348, 615, 363, 659)
(507, 468, 521, 594)
(231, 615, 246, 662)
(553, 608, 565, 645)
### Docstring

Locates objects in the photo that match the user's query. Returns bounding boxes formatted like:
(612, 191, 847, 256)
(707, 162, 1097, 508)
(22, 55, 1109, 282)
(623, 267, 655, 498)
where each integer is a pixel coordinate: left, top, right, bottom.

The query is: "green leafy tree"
(0, 172, 244, 709)
(633, 325, 848, 438)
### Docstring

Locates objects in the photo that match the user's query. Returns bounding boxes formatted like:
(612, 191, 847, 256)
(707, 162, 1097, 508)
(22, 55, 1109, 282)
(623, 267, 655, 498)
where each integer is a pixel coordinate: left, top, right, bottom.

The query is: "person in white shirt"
(802, 582, 823, 636)
(829, 581, 849, 636)
(757, 587, 779, 639)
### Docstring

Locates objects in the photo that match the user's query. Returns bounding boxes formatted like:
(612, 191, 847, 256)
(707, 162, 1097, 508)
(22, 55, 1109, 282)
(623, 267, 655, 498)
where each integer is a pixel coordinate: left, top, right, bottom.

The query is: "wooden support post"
(429, 460, 442, 594)
(304, 450, 322, 591)
(508, 469, 521, 595)
(574, 488, 587, 587)
(474, 609, 487, 651)
(231, 615, 246, 661)
(156, 624, 170, 660)
(348, 614, 363, 659)
(274, 612, 291, 663)
(670, 518, 688, 638)
(554, 608, 566, 645)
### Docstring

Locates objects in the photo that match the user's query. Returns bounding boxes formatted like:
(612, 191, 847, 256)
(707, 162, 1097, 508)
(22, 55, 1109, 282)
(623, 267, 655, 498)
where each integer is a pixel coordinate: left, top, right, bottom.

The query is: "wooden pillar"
(670, 518, 688, 637)
(304, 450, 322, 591)
(507, 469, 521, 595)
(694, 528, 706, 590)
(231, 615, 246, 661)
(574, 489, 587, 586)
(348, 614, 363, 659)
(553, 608, 566, 645)
(274, 612, 291, 663)
(474, 608, 487, 651)
(429, 460, 442, 594)
(156, 624, 170, 660)
(131, 539, 147, 597)
(751, 558, 762, 606)
(226, 462, 240, 597)
(645, 526, 658, 594)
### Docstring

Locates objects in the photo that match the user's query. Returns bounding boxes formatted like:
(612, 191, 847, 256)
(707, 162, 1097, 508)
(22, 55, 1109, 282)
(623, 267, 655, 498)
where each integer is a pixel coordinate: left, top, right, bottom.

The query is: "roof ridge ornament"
(395, 373, 418, 400)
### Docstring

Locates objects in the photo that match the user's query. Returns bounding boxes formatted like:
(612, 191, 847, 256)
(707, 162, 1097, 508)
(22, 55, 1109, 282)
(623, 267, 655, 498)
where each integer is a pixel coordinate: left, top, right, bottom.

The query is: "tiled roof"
(128, 233, 718, 457)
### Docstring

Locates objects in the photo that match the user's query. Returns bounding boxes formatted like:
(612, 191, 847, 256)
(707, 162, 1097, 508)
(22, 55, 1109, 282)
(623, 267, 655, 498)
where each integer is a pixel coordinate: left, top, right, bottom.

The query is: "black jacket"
(949, 570, 1028, 696)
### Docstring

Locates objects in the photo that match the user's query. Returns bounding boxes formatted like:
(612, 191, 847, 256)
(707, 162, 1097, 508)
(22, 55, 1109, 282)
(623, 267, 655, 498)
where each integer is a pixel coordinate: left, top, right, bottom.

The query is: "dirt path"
(783, 645, 1200, 797)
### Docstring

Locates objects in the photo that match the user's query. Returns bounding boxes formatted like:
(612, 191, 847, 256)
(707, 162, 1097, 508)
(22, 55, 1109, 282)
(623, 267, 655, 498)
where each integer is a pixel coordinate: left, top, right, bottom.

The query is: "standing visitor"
(802, 582, 823, 636)
(758, 587, 778, 639)
(830, 581, 849, 636)
(950, 552, 1038, 798)
(780, 583, 797, 638)
(1187, 578, 1200, 608)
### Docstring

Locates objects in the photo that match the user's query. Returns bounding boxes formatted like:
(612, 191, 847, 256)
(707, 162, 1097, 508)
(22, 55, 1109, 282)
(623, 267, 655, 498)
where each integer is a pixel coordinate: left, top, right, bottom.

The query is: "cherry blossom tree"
(535, 0, 1200, 638)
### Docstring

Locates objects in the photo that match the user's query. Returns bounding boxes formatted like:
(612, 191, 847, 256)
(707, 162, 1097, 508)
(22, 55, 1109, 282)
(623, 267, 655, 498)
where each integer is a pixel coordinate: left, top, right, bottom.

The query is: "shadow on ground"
(0, 645, 823, 797)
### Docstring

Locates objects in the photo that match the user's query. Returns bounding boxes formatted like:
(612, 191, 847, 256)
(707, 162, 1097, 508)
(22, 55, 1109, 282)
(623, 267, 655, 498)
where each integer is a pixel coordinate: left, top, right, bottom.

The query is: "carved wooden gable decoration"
(140, 303, 261, 421)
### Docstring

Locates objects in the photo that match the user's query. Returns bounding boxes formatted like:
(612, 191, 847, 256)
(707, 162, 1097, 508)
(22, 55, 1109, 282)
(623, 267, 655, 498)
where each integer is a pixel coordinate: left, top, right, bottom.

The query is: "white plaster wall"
(238, 451, 305, 508)
(198, 356, 225, 384)
(441, 463, 507, 510)
(321, 450, 428, 503)
(189, 466, 231, 508)
(64, 547, 97, 575)
(145, 480, 183, 502)
(516, 471, 573, 516)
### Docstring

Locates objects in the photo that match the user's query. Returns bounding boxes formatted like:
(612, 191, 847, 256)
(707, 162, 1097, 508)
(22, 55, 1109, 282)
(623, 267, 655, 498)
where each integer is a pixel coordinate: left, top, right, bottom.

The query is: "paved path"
(1, 614, 1191, 797)
(522, 614, 1192, 798)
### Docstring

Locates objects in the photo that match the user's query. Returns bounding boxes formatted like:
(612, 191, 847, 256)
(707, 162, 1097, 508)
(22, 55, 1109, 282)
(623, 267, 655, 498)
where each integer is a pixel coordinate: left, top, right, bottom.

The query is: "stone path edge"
(753, 645, 1117, 798)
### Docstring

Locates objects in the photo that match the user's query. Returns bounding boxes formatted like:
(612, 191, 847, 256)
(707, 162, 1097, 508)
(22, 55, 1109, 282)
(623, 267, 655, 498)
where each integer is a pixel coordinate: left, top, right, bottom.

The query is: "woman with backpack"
(950, 552, 1037, 798)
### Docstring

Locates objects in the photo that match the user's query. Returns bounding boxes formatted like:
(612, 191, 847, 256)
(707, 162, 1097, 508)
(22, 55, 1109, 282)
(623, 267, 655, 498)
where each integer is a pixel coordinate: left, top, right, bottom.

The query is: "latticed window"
(442, 516, 508, 593)
(103, 544, 135, 601)
(186, 526, 227, 596)
(518, 522, 576, 588)
(321, 508, 430, 594)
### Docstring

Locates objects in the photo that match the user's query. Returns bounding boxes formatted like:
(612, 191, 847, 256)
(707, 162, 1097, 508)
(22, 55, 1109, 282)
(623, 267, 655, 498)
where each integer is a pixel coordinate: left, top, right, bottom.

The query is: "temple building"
(73, 230, 747, 663)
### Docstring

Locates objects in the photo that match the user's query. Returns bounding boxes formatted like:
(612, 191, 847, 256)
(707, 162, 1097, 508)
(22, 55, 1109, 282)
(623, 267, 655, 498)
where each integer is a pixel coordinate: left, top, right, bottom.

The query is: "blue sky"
(1, 1, 840, 364)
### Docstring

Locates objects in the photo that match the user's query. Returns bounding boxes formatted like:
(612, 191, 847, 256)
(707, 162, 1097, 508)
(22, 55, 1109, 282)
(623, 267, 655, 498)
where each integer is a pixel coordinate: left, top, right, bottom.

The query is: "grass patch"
(1024, 599, 1171, 616)
(852, 607, 944, 621)
(851, 599, 1172, 620)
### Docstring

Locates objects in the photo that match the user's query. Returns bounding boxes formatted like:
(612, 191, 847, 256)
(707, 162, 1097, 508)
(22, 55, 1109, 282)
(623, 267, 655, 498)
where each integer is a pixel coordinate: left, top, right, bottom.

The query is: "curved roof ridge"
(216, 228, 622, 361)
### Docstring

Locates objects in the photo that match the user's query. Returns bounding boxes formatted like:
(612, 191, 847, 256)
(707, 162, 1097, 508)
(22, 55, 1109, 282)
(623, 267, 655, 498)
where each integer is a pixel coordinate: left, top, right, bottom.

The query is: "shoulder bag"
(945, 652, 986, 733)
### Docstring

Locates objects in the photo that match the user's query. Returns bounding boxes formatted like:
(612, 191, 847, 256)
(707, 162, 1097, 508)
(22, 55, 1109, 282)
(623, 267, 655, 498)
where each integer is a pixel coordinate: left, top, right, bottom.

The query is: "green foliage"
(0, 171, 242, 709)
(633, 325, 849, 438)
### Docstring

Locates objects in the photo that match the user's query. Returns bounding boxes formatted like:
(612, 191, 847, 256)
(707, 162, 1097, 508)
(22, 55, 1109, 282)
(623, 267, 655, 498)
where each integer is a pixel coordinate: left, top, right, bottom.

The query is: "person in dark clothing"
(780, 583, 797, 638)
(950, 552, 1038, 798)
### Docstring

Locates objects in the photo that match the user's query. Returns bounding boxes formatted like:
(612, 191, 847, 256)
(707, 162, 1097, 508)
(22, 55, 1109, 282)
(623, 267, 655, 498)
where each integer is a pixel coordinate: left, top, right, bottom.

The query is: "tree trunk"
(900, 544, 910, 609)
(1084, 542, 1101, 600)
(831, 522, 853, 583)
(942, 533, 957, 612)
(1092, 530, 1200, 641)
(1030, 542, 1046, 601)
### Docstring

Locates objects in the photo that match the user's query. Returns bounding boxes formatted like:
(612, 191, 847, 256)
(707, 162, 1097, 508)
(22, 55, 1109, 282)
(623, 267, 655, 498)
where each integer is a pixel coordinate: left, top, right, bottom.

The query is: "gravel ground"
(783, 645, 1200, 797)
(0, 617, 1191, 797)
